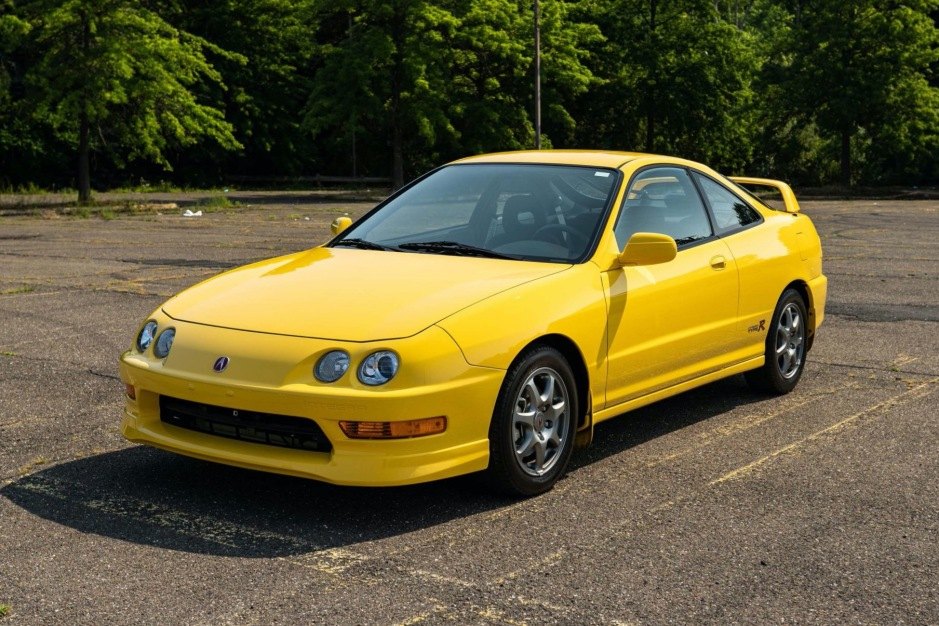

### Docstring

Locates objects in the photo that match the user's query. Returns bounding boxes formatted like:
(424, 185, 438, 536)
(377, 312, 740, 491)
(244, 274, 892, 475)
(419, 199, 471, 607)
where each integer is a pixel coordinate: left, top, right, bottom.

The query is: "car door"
(691, 172, 780, 362)
(603, 166, 739, 407)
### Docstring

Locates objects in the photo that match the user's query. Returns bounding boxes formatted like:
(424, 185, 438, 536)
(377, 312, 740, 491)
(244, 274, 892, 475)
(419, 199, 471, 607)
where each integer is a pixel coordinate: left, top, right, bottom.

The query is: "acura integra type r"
(120, 151, 826, 495)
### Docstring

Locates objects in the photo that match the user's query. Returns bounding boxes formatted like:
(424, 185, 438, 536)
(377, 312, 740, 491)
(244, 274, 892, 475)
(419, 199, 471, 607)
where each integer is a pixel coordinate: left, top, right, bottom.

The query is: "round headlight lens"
(358, 350, 399, 386)
(136, 320, 158, 352)
(153, 328, 175, 358)
(314, 350, 350, 383)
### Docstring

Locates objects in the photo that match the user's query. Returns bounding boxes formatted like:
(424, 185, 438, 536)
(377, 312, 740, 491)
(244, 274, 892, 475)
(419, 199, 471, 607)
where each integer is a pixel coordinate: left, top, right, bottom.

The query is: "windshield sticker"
(594, 171, 611, 177)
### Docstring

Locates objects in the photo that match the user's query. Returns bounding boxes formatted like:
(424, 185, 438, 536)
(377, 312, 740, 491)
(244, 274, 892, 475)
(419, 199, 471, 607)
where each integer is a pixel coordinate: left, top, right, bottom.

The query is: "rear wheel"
(745, 289, 808, 394)
(485, 346, 578, 496)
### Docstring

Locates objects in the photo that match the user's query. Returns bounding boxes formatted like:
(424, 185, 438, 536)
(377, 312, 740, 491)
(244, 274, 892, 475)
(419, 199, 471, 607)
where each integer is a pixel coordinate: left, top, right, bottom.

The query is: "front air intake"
(159, 395, 332, 453)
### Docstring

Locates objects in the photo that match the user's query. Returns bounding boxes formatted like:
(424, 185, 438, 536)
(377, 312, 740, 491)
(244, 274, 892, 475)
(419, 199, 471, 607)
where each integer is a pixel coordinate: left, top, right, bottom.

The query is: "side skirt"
(592, 356, 764, 425)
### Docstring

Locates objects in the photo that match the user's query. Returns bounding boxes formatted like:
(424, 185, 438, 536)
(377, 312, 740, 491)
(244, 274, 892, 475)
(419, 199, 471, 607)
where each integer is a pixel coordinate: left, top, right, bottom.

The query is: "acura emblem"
(213, 356, 230, 372)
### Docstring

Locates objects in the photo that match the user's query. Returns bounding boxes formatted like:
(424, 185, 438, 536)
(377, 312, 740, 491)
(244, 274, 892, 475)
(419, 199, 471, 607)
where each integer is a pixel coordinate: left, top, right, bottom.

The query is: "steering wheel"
(533, 224, 588, 250)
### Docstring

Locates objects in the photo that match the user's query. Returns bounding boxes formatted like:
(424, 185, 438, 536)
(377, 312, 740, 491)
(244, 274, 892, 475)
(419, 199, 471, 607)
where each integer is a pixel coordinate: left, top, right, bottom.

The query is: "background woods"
(0, 0, 936, 199)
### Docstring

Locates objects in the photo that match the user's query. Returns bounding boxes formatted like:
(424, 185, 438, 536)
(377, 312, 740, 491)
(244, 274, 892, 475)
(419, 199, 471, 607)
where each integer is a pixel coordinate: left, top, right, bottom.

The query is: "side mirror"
(615, 232, 678, 267)
(330, 216, 352, 236)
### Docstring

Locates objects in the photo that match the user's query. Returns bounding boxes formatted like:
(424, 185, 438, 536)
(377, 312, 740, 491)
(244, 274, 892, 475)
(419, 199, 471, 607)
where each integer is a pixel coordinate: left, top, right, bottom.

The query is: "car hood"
(163, 247, 569, 341)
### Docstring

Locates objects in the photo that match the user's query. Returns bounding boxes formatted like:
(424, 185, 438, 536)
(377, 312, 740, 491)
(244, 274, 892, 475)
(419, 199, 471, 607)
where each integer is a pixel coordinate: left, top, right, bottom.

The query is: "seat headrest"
(502, 194, 546, 239)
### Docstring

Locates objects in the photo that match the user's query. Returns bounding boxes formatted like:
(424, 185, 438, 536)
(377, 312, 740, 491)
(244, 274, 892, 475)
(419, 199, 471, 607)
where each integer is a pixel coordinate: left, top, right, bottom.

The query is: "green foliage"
(303, 0, 602, 185)
(0, 0, 936, 188)
(764, 0, 939, 185)
(165, 0, 318, 177)
(575, 0, 761, 173)
(16, 0, 243, 200)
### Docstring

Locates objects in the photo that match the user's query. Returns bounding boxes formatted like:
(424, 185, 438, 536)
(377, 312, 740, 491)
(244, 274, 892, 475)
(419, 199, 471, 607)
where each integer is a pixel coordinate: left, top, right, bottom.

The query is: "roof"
(452, 150, 649, 169)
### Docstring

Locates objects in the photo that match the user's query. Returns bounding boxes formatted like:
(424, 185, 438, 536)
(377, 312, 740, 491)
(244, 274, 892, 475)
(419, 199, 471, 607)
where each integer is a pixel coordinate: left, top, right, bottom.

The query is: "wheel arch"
(784, 279, 816, 352)
(512, 333, 594, 448)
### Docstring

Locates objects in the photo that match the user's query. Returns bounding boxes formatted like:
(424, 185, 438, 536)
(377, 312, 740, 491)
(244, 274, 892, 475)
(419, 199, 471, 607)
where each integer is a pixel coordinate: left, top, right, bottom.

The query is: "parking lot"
(1, 193, 937, 624)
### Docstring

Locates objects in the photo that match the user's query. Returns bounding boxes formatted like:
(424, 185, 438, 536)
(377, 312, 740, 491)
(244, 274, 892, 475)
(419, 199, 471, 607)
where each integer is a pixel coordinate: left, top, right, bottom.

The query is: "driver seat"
(489, 193, 548, 247)
(495, 194, 548, 244)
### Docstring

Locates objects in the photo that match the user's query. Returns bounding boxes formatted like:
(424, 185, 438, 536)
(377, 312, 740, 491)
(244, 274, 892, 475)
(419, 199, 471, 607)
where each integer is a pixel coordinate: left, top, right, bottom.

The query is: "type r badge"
(213, 356, 230, 372)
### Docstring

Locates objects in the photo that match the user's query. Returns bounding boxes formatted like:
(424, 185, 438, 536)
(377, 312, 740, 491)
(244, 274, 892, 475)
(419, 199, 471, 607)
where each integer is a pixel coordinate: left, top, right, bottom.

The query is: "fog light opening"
(339, 416, 447, 439)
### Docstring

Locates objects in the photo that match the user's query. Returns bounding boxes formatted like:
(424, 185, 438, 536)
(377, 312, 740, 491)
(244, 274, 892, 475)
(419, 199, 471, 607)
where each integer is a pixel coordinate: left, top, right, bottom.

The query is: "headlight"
(314, 350, 350, 383)
(153, 328, 175, 358)
(136, 321, 158, 352)
(358, 350, 399, 386)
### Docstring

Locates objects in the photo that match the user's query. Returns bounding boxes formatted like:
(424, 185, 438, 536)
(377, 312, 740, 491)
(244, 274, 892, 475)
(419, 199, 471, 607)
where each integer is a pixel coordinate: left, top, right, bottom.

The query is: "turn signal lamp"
(124, 383, 136, 400)
(339, 416, 447, 439)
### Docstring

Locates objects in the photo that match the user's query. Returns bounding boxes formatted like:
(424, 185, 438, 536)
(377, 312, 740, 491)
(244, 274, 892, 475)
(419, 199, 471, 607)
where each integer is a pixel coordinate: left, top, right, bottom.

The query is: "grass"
(0, 603, 10, 618)
(0, 181, 76, 195)
(196, 195, 242, 212)
(111, 181, 233, 193)
(100, 208, 117, 220)
(0, 350, 16, 357)
(0, 285, 35, 295)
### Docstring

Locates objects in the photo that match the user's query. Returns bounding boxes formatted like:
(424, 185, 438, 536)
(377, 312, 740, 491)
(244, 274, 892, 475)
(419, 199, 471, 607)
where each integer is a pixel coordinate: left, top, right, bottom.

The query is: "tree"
(164, 0, 318, 179)
(770, 0, 939, 186)
(576, 0, 759, 172)
(305, 0, 602, 186)
(0, 2, 32, 185)
(305, 0, 460, 188)
(19, 0, 242, 202)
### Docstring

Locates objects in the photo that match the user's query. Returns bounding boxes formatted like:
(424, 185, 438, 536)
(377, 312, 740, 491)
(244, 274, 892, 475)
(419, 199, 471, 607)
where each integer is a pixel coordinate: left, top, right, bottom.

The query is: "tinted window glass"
(337, 164, 618, 263)
(695, 174, 761, 231)
(614, 167, 712, 248)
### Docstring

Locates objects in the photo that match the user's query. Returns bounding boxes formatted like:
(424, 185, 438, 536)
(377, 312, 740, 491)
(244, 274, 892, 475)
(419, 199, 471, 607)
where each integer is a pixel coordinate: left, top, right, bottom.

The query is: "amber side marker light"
(124, 383, 136, 400)
(339, 416, 447, 439)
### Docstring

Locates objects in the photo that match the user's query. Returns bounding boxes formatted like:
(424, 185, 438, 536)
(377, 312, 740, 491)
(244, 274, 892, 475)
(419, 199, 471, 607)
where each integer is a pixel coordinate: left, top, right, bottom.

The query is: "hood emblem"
(213, 356, 230, 373)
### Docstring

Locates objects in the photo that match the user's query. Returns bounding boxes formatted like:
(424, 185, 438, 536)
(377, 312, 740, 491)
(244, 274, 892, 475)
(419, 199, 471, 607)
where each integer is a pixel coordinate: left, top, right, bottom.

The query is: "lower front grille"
(159, 395, 332, 453)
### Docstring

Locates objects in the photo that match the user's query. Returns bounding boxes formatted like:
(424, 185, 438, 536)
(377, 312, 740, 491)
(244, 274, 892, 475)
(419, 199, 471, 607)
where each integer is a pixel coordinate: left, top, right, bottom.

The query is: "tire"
(745, 289, 808, 395)
(484, 345, 579, 496)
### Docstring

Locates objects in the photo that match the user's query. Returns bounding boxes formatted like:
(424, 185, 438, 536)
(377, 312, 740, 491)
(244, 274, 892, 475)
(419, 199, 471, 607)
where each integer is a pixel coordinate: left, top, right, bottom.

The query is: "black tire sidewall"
(487, 346, 578, 496)
(763, 289, 808, 393)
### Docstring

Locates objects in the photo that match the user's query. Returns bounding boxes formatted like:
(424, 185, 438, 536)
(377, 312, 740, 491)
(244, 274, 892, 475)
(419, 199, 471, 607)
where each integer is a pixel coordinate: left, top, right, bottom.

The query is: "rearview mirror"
(330, 216, 352, 236)
(615, 232, 678, 267)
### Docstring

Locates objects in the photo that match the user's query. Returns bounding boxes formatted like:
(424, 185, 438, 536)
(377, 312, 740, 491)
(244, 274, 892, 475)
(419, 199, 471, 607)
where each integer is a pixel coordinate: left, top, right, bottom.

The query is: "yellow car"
(120, 151, 826, 496)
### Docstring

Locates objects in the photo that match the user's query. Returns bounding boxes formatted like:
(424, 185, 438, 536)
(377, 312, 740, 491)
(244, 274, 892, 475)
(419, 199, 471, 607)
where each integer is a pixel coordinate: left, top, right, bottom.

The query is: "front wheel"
(485, 346, 578, 496)
(745, 289, 808, 394)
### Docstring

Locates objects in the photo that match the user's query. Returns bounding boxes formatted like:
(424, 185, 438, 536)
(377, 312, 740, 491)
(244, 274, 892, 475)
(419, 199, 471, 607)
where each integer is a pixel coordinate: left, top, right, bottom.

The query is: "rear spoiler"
(728, 176, 801, 214)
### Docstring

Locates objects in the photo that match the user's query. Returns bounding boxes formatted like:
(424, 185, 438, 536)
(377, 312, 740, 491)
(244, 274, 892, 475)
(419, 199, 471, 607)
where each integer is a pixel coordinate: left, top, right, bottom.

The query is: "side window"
(614, 167, 713, 249)
(694, 174, 761, 232)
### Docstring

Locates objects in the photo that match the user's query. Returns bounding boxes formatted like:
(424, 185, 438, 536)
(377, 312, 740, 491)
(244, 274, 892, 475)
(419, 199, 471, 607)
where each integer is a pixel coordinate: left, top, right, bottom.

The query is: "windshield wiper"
(333, 238, 396, 251)
(398, 240, 514, 259)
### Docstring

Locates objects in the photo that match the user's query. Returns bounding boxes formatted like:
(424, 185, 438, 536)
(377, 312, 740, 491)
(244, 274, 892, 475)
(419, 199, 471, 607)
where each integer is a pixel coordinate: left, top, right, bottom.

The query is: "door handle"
(710, 255, 726, 270)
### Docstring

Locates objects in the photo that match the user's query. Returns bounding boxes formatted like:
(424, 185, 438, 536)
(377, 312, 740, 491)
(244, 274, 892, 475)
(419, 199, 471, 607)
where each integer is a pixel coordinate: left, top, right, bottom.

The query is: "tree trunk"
(78, 109, 91, 204)
(840, 128, 852, 187)
(77, 11, 92, 204)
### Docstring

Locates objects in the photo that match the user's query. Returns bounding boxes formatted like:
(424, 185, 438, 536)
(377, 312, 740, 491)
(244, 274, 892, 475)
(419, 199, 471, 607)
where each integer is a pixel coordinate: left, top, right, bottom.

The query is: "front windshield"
(333, 163, 619, 263)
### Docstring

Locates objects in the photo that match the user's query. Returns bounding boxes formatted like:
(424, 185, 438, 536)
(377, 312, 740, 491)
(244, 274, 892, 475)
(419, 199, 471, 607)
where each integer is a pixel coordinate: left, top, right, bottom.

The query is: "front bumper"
(119, 322, 504, 486)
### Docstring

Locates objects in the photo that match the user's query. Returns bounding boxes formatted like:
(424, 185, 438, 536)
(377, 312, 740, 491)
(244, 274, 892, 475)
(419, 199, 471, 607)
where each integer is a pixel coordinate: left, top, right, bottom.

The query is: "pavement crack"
(88, 368, 121, 381)
(812, 359, 939, 377)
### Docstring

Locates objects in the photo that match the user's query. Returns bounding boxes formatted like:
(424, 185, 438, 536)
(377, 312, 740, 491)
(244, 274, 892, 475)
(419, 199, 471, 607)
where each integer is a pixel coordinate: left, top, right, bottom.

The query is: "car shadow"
(1, 376, 766, 559)
(574, 375, 764, 469)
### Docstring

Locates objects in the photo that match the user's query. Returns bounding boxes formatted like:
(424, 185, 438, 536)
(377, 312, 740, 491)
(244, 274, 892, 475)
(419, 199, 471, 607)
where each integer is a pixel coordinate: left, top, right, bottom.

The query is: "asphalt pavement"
(0, 195, 937, 624)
